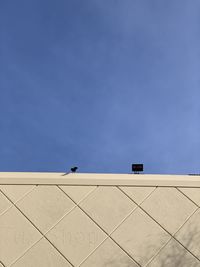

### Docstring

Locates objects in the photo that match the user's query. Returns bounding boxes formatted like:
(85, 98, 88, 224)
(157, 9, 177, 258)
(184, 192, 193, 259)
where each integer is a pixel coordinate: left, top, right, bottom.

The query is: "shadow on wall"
(148, 224, 200, 267)
(95, 224, 200, 267)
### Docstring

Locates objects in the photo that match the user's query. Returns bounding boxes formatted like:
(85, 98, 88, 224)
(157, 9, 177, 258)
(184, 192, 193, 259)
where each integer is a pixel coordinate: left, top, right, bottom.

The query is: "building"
(0, 172, 200, 266)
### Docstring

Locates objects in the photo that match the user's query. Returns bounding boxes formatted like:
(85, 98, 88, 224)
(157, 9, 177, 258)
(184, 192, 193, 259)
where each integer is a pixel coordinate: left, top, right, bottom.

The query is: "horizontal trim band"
(0, 172, 200, 187)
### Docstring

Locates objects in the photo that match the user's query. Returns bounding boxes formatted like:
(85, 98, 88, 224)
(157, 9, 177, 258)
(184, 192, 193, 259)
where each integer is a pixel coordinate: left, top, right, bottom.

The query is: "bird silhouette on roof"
(71, 166, 78, 173)
(62, 166, 78, 176)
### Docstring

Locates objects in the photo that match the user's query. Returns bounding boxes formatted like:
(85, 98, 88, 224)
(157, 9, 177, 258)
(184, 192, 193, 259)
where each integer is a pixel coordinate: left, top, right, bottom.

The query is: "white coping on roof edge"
(0, 172, 200, 187)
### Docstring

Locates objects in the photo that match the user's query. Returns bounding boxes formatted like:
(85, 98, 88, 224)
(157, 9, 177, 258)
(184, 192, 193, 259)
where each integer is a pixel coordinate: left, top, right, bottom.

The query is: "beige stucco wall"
(0, 173, 200, 266)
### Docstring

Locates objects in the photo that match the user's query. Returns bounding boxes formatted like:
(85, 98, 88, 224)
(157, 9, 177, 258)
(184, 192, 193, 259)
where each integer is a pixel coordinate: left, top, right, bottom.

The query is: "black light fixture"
(132, 164, 143, 174)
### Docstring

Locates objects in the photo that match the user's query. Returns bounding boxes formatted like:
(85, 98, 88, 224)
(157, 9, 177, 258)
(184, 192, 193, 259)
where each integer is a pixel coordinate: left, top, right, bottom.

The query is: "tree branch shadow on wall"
(147, 224, 200, 267)
(91, 224, 200, 267)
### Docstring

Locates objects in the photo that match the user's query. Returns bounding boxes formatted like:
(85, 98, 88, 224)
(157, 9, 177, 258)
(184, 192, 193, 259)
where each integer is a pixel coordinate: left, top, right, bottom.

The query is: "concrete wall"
(0, 173, 200, 266)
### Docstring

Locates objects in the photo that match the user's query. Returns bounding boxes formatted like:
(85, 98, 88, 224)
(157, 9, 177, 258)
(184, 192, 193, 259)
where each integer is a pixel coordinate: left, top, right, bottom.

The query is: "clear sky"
(0, 0, 200, 174)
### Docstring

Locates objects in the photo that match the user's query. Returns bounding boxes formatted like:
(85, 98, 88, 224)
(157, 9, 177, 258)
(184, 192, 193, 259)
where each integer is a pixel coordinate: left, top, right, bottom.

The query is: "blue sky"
(0, 0, 200, 174)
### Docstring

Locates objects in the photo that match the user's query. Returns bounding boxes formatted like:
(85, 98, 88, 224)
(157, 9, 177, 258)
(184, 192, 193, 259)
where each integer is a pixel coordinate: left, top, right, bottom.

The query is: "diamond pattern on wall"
(119, 186, 155, 204)
(0, 185, 35, 203)
(16, 186, 75, 232)
(60, 185, 97, 203)
(148, 239, 200, 267)
(178, 187, 200, 206)
(0, 207, 41, 266)
(1, 183, 200, 267)
(80, 238, 139, 267)
(141, 187, 197, 234)
(0, 191, 11, 214)
(47, 207, 107, 266)
(112, 208, 170, 266)
(175, 209, 200, 260)
(11, 238, 72, 267)
(80, 186, 136, 233)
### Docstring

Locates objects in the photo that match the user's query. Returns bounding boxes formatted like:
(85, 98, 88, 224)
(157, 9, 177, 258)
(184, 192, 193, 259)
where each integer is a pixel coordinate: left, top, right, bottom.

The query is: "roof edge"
(0, 172, 200, 187)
